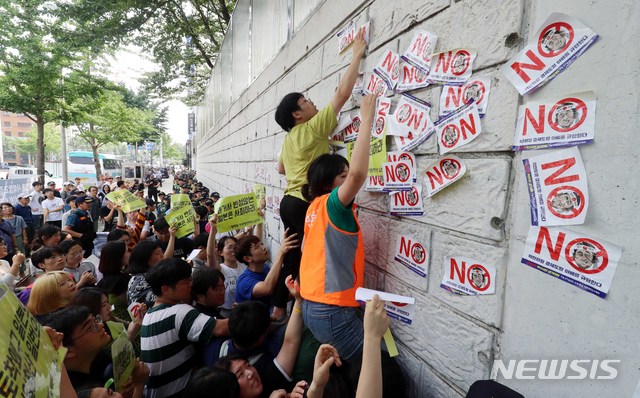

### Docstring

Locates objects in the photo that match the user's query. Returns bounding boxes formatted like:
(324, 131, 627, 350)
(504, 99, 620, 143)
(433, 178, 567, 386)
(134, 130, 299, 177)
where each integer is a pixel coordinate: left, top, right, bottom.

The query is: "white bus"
(68, 151, 123, 184)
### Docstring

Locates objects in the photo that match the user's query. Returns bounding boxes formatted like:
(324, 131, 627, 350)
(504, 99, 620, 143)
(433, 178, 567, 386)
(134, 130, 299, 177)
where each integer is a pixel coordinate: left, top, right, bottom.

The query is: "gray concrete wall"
(194, 1, 640, 396)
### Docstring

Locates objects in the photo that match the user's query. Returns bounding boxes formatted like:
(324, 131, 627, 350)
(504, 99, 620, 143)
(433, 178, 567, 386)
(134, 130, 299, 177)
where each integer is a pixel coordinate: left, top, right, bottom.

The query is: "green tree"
(0, 0, 71, 182)
(57, 0, 236, 105)
(12, 124, 63, 161)
(66, 90, 155, 175)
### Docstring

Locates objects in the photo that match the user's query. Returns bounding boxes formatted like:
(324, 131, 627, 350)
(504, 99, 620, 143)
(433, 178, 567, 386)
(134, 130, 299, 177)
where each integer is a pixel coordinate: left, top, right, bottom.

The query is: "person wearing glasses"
(43, 306, 149, 396)
(59, 239, 97, 288)
(191, 267, 226, 319)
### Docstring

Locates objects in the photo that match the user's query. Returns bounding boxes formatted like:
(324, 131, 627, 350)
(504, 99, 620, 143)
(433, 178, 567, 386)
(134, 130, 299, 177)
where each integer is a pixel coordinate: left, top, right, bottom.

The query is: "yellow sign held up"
(165, 205, 196, 238)
(0, 283, 66, 397)
(107, 190, 147, 213)
(111, 333, 136, 392)
(171, 194, 191, 210)
(214, 193, 262, 233)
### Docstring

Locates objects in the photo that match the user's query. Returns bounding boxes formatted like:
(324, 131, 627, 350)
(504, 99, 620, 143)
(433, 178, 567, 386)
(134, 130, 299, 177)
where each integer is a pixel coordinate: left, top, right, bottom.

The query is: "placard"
(0, 283, 66, 398)
(428, 49, 477, 85)
(523, 146, 588, 226)
(164, 204, 196, 238)
(387, 150, 417, 182)
(107, 190, 147, 213)
(513, 91, 596, 151)
(371, 97, 392, 140)
(436, 101, 482, 154)
(389, 184, 424, 216)
(501, 13, 599, 95)
(337, 20, 356, 54)
(400, 30, 438, 73)
(363, 72, 389, 97)
(424, 156, 467, 198)
(521, 226, 622, 298)
(111, 333, 136, 391)
(440, 257, 496, 295)
(439, 77, 492, 117)
(394, 234, 428, 277)
(396, 61, 431, 92)
(171, 193, 192, 210)
(368, 137, 387, 177)
(214, 193, 262, 233)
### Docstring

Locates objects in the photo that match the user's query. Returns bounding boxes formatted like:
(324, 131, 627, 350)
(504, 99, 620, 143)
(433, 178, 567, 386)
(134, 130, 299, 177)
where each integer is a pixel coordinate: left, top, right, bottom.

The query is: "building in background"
(0, 111, 35, 165)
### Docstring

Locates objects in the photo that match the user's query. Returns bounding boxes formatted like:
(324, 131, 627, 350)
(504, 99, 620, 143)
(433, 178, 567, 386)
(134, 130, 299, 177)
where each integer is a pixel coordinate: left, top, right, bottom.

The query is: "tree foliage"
(57, 0, 237, 105)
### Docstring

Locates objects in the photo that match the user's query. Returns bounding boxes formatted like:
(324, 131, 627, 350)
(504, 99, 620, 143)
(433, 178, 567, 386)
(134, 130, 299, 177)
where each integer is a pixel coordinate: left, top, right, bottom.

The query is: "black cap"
(211, 192, 220, 198)
(75, 195, 92, 205)
(146, 198, 156, 206)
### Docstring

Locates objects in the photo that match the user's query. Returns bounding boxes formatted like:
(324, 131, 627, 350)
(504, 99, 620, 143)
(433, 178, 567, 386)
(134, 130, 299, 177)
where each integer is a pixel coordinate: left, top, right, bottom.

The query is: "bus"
(68, 151, 123, 184)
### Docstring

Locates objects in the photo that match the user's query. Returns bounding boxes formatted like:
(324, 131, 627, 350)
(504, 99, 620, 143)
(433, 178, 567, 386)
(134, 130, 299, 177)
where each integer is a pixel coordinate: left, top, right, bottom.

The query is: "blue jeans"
(302, 300, 363, 360)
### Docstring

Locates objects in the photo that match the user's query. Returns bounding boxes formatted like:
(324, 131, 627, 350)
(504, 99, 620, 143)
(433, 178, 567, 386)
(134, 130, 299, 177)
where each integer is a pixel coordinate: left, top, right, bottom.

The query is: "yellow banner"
(171, 194, 191, 210)
(345, 136, 387, 177)
(107, 190, 147, 213)
(0, 283, 66, 397)
(214, 193, 262, 233)
(111, 333, 136, 392)
(254, 184, 266, 203)
(165, 205, 196, 239)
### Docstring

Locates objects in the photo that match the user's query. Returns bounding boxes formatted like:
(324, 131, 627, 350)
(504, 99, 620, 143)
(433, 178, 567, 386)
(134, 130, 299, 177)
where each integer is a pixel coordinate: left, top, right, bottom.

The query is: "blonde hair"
(27, 271, 73, 316)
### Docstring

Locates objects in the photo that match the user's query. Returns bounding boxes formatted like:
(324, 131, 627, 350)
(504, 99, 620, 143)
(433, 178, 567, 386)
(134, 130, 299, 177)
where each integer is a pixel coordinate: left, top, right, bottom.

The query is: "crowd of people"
(1, 30, 406, 398)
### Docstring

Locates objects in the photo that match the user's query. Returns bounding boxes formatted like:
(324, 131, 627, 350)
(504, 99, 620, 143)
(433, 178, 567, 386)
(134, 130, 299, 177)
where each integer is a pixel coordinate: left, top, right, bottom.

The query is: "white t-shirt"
(30, 191, 43, 215)
(219, 262, 247, 311)
(42, 197, 65, 221)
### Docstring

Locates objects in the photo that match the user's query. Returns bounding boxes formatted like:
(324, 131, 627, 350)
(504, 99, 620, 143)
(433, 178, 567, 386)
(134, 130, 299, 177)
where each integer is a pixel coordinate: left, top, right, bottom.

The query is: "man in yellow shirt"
(273, 28, 367, 320)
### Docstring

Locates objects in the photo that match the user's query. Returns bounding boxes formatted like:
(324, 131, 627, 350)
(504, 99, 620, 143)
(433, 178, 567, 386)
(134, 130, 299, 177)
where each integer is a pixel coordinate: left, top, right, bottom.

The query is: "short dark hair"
(127, 239, 161, 275)
(191, 267, 224, 300)
(146, 257, 192, 296)
(215, 352, 248, 372)
(193, 233, 208, 249)
(68, 287, 105, 316)
(275, 92, 304, 132)
(182, 367, 240, 398)
(58, 239, 82, 254)
(153, 216, 170, 232)
(106, 228, 130, 242)
(234, 235, 261, 265)
(98, 241, 127, 275)
(116, 180, 125, 188)
(229, 301, 271, 348)
(43, 188, 53, 194)
(31, 246, 63, 270)
(42, 306, 90, 348)
(194, 205, 208, 219)
(0, 202, 13, 209)
(32, 181, 42, 187)
(302, 153, 350, 202)
(65, 195, 78, 205)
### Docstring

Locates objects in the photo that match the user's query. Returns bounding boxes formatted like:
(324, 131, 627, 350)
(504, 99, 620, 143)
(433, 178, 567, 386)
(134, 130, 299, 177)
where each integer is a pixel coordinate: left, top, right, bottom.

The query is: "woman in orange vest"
(299, 94, 376, 360)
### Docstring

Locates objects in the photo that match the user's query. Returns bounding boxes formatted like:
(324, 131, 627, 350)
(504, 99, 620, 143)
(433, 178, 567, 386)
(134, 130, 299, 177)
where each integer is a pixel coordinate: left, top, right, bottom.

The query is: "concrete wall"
(194, 0, 640, 396)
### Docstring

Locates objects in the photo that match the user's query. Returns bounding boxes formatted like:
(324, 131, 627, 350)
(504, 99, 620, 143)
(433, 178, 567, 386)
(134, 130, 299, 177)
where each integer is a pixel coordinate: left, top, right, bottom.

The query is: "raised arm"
(251, 230, 298, 298)
(337, 94, 376, 206)
(275, 276, 304, 376)
(206, 215, 220, 270)
(331, 28, 367, 114)
(163, 224, 178, 259)
(356, 294, 389, 398)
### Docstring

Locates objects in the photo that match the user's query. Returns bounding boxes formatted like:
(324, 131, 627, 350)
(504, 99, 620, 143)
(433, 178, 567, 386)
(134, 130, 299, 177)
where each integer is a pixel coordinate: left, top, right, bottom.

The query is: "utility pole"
(60, 71, 68, 181)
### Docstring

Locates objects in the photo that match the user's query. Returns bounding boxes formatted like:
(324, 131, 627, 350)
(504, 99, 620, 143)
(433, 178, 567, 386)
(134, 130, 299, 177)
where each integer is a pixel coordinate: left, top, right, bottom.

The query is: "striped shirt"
(141, 303, 216, 398)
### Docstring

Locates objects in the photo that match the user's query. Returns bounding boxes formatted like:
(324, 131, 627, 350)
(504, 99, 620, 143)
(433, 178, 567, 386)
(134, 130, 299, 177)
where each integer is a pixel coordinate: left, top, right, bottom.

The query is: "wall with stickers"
(194, 0, 640, 396)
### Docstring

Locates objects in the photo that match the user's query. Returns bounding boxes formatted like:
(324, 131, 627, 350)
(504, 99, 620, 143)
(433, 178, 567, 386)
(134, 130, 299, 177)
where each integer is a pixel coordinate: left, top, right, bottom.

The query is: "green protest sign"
(171, 193, 191, 209)
(165, 204, 196, 238)
(214, 193, 262, 233)
(106, 190, 147, 213)
(111, 333, 136, 392)
(254, 184, 266, 202)
(0, 283, 66, 397)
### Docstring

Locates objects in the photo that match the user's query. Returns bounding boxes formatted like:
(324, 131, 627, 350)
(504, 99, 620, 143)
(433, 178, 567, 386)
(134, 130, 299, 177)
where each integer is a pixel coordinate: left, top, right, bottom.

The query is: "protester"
(2, 202, 27, 253)
(14, 192, 34, 253)
(59, 239, 97, 288)
(0, 241, 25, 291)
(30, 224, 63, 251)
(96, 241, 131, 319)
(191, 267, 226, 318)
(64, 196, 98, 258)
(126, 239, 165, 306)
(27, 271, 77, 321)
(30, 181, 45, 232)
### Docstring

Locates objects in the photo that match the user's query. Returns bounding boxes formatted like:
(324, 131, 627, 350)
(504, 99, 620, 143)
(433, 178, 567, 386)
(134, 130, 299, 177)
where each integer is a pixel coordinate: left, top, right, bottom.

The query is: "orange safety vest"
(300, 194, 364, 307)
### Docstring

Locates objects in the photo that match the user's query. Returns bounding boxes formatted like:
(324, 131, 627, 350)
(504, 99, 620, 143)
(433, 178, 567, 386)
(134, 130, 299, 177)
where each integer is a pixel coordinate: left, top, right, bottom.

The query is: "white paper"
(382, 161, 414, 191)
(439, 77, 492, 117)
(440, 257, 496, 295)
(436, 101, 483, 154)
(186, 248, 202, 262)
(428, 49, 477, 85)
(373, 49, 401, 90)
(389, 184, 424, 216)
(424, 156, 467, 198)
(394, 234, 428, 277)
(356, 287, 415, 304)
(400, 30, 438, 73)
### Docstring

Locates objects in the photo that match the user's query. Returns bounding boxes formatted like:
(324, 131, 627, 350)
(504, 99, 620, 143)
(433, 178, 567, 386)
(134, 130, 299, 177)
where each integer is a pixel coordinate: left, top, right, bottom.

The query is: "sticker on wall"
(513, 91, 596, 151)
(352, 72, 365, 96)
(389, 184, 424, 216)
(365, 175, 385, 192)
(387, 150, 417, 182)
(440, 257, 496, 295)
(356, 287, 416, 325)
(401, 30, 438, 74)
(424, 156, 467, 198)
(371, 97, 392, 140)
(383, 160, 414, 191)
(436, 101, 482, 154)
(363, 72, 389, 97)
(389, 94, 435, 151)
(336, 20, 356, 54)
(501, 13, 599, 95)
(373, 49, 401, 90)
(439, 77, 492, 117)
(521, 227, 622, 298)
(394, 234, 429, 277)
(272, 194, 281, 221)
(342, 113, 361, 143)
(396, 61, 430, 92)
(427, 48, 477, 85)
(523, 146, 588, 227)
(329, 111, 356, 142)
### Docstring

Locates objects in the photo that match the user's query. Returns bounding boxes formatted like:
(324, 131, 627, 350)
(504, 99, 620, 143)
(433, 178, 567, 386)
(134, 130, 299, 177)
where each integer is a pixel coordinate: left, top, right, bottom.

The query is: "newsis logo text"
(491, 359, 620, 380)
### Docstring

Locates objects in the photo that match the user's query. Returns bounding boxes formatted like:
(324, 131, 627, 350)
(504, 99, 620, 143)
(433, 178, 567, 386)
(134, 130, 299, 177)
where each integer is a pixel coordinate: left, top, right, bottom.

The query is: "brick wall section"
(195, 0, 640, 396)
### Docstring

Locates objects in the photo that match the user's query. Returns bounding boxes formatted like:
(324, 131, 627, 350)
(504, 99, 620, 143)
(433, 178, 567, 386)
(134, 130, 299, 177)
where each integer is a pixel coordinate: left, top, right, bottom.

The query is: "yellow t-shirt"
(280, 104, 338, 201)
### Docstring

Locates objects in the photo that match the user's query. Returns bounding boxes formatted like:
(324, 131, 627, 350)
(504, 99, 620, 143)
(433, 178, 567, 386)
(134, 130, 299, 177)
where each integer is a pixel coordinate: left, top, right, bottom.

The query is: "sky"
(107, 46, 190, 144)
